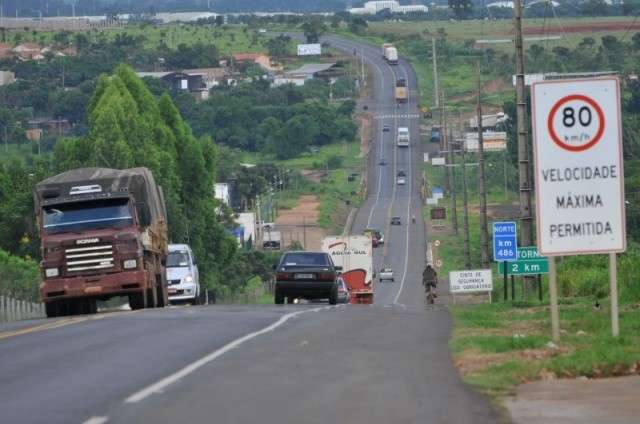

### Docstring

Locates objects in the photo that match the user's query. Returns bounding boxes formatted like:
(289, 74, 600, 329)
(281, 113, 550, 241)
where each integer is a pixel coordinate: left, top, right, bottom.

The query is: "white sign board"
(450, 269, 493, 293)
(423, 152, 429, 162)
(426, 197, 438, 205)
(431, 157, 446, 166)
(532, 78, 626, 256)
(297, 43, 321, 56)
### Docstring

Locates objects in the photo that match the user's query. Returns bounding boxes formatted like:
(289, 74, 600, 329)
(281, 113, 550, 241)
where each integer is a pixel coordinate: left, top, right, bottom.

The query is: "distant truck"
(430, 125, 442, 143)
(397, 126, 410, 147)
(382, 43, 398, 65)
(395, 79, 407, 103)
(262, 230, 282, 250)
(321, 235, 374, 304)
(34, 167, 169, 317)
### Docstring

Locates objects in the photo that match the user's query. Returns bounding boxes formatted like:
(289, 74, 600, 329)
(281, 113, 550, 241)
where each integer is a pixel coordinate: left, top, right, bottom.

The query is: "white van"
(397, 127, 410, 147)
(166, 244, 200, 304)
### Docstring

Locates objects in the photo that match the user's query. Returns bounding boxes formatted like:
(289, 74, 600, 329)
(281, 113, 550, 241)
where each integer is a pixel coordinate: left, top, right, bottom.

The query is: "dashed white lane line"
(124, 306, 330, 404)
(83, 416, 109, 424)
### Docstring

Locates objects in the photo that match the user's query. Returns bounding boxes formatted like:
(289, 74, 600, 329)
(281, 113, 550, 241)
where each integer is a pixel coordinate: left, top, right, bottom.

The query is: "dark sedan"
(274, 251, 342, 305)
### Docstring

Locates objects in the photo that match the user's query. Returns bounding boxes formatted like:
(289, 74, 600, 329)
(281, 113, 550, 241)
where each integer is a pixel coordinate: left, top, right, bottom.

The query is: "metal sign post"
(532, 77, 626, 339)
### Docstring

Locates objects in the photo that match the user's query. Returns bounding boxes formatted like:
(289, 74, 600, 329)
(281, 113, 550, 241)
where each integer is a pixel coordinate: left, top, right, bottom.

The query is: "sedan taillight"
(276, 272, 292, 280)
(317, 272, 336, 282)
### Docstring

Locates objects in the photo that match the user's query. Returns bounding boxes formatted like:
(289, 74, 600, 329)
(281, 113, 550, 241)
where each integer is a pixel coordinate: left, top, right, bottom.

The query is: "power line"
(620, 14, 640, 44)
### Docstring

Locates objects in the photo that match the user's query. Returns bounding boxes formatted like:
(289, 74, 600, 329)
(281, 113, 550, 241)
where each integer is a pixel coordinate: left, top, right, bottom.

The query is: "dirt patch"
(468, 203, 520, 220)
(521, 20, 640, 36)
(356, 112, 373, 157)
(275, 195, 326, 251)
(300, 169, 326, 183)
(505, 375, 640, 424)
(455, 346, 567, 377)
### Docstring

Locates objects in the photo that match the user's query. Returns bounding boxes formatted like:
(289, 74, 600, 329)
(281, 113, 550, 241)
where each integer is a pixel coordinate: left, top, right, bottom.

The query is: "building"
(182, 67, 230, 90)
(0, 71, 16, 86)
(0, 43, 13, 59)
(284, 63, 343, 82)
(464, 132, 507, 152)
(12, 43, 44, 61)
(136, 71, 209, 100)
(214, 183, 230, 206)
(27, 118, 71, 139)
(349, 1, 428, 14)
(468, 112, 509, 131)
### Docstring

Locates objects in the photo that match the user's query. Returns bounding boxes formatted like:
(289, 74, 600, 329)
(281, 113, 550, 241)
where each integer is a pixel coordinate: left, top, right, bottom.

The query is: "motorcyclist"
(412, 214, 416, 224)
(422, 264, 438, 301)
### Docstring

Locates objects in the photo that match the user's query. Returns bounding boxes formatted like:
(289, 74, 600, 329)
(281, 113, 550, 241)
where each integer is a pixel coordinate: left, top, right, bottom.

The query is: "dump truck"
(382, 43, 398, 65)
(321, 235, 374, 304)
(34, 167, 169, 317)
(395, 78, 407, 103)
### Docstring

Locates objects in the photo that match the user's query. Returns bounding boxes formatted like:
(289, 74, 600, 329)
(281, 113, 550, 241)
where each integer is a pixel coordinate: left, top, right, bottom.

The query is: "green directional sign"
(497, 246, 549, 275)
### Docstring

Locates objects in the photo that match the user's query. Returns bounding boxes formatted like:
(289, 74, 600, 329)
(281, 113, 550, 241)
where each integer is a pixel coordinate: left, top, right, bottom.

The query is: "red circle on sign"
(547, 94, 605, 152)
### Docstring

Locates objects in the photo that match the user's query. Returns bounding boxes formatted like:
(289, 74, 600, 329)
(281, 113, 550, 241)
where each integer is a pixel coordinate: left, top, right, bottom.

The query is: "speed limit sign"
(532, 77, 626, 256)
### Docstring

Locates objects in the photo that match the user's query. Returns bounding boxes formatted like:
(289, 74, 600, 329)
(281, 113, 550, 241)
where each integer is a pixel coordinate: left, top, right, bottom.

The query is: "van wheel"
(275, 290, 285, 305)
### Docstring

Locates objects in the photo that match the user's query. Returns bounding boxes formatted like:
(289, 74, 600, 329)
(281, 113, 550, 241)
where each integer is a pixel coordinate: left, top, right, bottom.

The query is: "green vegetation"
(0, 249, 40, 302)
(450, 301, 640, 397)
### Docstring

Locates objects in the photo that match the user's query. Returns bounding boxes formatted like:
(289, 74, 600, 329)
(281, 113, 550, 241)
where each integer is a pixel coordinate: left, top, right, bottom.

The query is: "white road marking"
(394, 63, 414, 305)
(366, 59, 387, 228)
(124, 306, 330, 404)
(83, 416, 109, 424)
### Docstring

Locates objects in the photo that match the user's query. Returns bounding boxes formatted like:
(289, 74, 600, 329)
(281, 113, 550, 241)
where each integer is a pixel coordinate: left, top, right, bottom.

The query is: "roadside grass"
(450, 301, 640, 398)
(0, 143, 35, 164)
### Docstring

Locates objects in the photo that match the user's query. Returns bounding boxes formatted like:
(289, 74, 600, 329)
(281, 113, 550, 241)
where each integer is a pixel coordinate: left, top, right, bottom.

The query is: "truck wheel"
(329, 288, 338, 305)
(129, 292, 146, 310)
(275, 290, 285, 305)
(45, 301, 60, 318)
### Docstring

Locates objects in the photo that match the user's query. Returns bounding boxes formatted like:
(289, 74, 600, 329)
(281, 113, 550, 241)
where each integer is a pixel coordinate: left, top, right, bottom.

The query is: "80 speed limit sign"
(532, 77, 626, 256)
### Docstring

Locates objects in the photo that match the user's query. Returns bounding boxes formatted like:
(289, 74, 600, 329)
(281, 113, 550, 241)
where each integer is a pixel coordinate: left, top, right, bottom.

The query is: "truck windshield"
(43, 199, 133, 235)
(167, 252, 189, 267)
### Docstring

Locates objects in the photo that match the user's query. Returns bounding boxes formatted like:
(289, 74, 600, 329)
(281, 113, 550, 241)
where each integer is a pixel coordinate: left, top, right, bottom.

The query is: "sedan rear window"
(282, 253, 330, 267)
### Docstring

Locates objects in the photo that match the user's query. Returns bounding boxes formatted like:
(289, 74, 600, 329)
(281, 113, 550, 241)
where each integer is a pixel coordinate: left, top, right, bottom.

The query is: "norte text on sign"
(493, 221, 518, 261)
(531, 77, 626, 255)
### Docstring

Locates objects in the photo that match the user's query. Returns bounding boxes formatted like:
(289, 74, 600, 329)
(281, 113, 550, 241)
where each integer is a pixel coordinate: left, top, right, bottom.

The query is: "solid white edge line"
(124, 307, 329, 404)
(394, 62, 414, 305)
(83, 416, 109, 424)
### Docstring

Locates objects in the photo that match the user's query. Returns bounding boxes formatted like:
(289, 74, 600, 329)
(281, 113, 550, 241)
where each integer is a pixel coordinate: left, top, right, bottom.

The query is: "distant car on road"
(391, 216, 402, 225)
(166, 244, 200, 305)
(274, 251, 342, 305)
(337, 278, 350, 304)
(379, 158, 387, 166)
(397, 176, 406, 185)
(383, 125, 390, 132)
(397, 170, 406, 177)
(364, 228, 383, 247)
(379, 268, 394, 282)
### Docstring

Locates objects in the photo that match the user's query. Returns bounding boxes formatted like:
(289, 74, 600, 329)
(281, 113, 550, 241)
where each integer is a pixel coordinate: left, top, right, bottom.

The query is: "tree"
(265, 35, 291, 59)
(448, 0, 473, 19)
(348, 17, 368, 35)
(302, 17, 327, 43)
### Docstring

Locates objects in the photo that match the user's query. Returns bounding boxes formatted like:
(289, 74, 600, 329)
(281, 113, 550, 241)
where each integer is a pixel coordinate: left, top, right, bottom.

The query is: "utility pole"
(442, 92, 457, 235)
(461, 138, 471, 269)
(432, 37, 439, 108)
(514, 0, 533, 249)
(476, 62, 490, 267)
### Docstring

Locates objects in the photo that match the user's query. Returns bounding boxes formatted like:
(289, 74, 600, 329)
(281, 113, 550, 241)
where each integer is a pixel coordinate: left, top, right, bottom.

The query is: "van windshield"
(43, 199, 133, 235)
(167, 252, 190, 267)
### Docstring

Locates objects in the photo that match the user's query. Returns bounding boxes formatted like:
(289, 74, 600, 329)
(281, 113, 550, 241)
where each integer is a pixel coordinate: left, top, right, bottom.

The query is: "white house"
(349, 1, 429, 14)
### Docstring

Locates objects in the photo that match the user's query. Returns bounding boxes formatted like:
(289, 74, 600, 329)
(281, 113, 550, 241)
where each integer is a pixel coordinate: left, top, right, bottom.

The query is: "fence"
(0, 295, 45, 323)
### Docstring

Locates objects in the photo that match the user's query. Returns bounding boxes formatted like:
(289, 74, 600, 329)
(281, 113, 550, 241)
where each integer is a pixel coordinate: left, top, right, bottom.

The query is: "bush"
(0, 249, 40, 302)
(327, 154, 343, 169)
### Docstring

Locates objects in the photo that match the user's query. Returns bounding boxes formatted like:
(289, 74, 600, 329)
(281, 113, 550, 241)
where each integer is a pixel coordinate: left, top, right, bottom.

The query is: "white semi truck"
(382, 43, 398, 65)
(321, 235, 373, 304)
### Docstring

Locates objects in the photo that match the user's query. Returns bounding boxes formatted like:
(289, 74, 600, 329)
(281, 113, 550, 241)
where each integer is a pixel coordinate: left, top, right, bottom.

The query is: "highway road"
(0, 36, 499, 424)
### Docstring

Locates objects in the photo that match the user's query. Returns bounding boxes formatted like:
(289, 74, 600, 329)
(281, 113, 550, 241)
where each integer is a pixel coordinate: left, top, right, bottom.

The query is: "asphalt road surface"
(0, 36, 499, 424)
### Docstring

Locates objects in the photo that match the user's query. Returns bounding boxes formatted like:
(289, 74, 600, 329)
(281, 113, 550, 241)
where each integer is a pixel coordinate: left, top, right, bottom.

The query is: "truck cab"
(35, 168, 168, 317)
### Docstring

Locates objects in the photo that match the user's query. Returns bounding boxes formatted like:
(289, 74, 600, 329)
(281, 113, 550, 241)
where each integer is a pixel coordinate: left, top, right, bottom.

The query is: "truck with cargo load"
(34, 167, 169, 317)
(395, 79, 407, 103)
(382, 43, 398, 65)
(321, 235, 374, 304)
